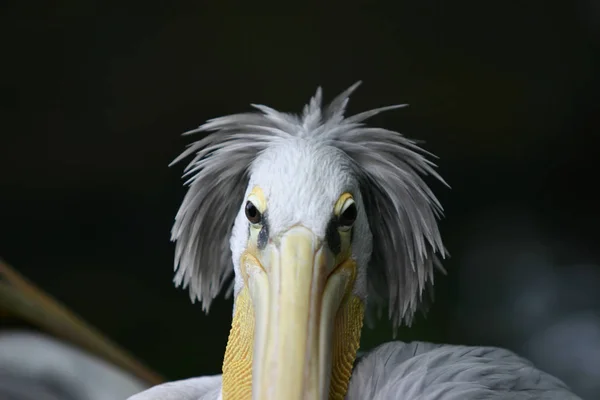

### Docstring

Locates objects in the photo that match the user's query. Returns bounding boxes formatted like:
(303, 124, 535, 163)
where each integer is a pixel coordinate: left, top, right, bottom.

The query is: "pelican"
(130, 83, 582, 400)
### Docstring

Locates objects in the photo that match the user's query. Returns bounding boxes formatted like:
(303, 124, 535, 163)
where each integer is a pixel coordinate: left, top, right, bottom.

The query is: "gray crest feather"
(171, 81, 448, 327)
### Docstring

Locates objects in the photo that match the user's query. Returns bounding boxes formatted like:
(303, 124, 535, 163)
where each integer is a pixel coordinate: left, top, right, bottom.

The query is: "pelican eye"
(245, 200, 262, 224)
(338, 200, 357, 229)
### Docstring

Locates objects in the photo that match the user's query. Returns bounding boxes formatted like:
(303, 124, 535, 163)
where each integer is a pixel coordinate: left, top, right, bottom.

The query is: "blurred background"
(1, 2, 599, 399)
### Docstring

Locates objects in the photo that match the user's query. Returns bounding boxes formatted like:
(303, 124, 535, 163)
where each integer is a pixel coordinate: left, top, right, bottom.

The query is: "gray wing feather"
(128, 376, 222, 400)
(0, 331, 147, 400)
(347, 341, 582, 400)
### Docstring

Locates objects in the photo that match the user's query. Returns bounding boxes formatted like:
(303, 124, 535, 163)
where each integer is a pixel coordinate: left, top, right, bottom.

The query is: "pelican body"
(130, 83, 581, 400)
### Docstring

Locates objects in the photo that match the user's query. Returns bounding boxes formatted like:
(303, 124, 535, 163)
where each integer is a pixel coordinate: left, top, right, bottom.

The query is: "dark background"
(1, 3, 599, 399)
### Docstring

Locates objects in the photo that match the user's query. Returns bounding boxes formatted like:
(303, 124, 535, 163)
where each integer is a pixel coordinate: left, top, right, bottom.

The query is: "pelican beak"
(222, 225, 363, 400)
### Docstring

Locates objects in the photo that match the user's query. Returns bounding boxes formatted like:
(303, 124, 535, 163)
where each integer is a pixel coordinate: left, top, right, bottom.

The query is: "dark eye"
(245, 201, 262, 224)
(338, 202, 357, 228)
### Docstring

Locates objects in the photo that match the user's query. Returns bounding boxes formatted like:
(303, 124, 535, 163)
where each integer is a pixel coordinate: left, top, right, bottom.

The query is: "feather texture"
(128, 377, 222, 400)
(171, 82, 447, 326)
(347, 341, 582, 400)
(0, 331, 148, 400)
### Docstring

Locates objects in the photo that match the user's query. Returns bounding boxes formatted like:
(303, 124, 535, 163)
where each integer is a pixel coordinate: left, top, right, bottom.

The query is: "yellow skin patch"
(333, 193, 355, 266)
(248, 186, 266, 213)
(334, 192, 354, 216)
(222, 286, 254, 399)
(221, 190, 364, 400)
(329, 295, 364, 399)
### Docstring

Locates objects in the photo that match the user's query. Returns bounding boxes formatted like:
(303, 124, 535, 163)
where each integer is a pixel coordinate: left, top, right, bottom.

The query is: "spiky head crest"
(171, 82, 447, 328)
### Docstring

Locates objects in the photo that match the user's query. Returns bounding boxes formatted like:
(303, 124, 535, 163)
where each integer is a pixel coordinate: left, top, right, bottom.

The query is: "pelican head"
(171, 82, 447, 400)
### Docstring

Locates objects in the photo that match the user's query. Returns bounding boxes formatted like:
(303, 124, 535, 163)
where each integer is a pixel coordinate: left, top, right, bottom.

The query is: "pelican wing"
(127, 376, 222, 400)
(0, 331, 148, 400)
(347, 341, 582, 400)
(0, 259, 162, 385)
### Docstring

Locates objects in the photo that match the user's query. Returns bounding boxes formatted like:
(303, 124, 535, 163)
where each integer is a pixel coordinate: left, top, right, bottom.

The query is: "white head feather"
(170, 82, 448, 329)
